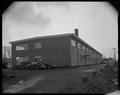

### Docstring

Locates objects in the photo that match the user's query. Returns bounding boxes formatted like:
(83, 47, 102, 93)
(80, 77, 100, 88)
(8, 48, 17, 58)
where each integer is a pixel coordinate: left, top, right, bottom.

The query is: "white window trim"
(16, 44, 28, 51)
(35, 42, 42, 49)
(71, 40, 76, 47)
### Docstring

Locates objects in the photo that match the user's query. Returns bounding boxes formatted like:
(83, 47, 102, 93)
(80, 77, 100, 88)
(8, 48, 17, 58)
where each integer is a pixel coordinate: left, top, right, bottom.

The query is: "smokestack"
(74, 28, 79, 37)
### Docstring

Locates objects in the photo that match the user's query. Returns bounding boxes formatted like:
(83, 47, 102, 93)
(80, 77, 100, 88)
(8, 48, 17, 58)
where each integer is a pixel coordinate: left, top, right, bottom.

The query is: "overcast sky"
(2, 2, 118, 59)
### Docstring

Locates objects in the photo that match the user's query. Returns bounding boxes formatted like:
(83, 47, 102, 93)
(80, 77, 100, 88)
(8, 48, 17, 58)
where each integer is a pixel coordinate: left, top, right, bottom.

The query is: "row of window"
(79, 55, 99, 62)
(15, 40, 100, 57)
(71, 39, 99, 56)
(16, 42, 41, 51)
(16, 44, 28, 50)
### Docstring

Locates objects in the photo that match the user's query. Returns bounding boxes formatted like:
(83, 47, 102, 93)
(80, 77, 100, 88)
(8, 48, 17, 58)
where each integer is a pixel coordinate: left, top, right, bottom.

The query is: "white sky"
(2, 2, 118, 59)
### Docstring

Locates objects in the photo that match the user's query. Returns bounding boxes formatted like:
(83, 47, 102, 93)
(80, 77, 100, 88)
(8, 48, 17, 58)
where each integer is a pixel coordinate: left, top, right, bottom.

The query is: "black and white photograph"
(2, 1, 118, 94)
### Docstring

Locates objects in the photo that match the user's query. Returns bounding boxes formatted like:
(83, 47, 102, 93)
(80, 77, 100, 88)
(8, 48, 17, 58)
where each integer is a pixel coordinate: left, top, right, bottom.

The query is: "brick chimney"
(75, 28, 79, 37)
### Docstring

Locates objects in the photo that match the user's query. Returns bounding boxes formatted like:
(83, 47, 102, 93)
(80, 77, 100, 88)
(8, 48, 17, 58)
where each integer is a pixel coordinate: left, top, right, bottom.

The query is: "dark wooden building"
(9, 29, 102, 67)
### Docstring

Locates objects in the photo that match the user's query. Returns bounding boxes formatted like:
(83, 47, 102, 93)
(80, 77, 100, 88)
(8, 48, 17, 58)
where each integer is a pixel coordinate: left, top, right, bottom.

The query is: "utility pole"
(112, 48, 116, 61)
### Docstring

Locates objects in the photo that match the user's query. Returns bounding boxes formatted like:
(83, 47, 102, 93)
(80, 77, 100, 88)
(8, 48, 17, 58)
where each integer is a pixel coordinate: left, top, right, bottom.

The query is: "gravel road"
(3, 64, 105, 93)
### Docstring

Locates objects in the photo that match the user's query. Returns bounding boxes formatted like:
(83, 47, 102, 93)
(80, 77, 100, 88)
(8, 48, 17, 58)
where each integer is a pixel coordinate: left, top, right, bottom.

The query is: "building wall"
(11, 35, 102, 67)
(70, 36, 102, 66)
(11, 44, 17, 68)
(11, 36, 71, 67)
(70, 46, 78, 66)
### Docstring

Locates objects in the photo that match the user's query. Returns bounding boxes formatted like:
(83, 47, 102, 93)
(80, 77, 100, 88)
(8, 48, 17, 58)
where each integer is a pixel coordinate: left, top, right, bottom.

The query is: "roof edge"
(9, 33, 73, 44)
(9, 33, 102, 55)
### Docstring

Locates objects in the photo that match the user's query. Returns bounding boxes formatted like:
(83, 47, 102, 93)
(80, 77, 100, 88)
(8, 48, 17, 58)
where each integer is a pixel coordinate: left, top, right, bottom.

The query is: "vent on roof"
(74, 28, 79, 37)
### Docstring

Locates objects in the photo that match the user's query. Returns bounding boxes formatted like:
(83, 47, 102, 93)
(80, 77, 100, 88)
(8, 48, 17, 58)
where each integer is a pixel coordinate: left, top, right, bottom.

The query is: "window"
(92, 51, 94, 55)
(35, 42, 41, 48)
(91, 51, 92, 54)
(82, 45, 85, 50)
(16, 44, 28, 51)
(80, 55, 83, 61)
(87, 48, 89, 52)
(16, 57, 28, 63)
(84, 47, 86, 51)
(91, 51, 93, 54)
(71, 40, 76, 47)
(89, 49, 91, 53)
(94, 53, 96, 56)
(78, 43, 82, 49)
(86, 47, 88, 52)
(80, 44, 82, 49)
(89, 50, 91, 53)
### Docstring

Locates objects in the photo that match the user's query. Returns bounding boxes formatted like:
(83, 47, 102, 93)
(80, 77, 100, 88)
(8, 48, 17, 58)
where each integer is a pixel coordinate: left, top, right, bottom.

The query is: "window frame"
(16, 44, 29, 51)
(35, 42, 42, 49)
(82, 45, 85, 51)
(71, 39, 76, 47)
(78, 43, 82, 50)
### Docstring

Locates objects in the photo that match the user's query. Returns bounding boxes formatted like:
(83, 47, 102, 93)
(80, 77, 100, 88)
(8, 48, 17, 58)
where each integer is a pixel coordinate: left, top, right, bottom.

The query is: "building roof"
(9, 33, 102, 55)
(9, 33, 73, 44)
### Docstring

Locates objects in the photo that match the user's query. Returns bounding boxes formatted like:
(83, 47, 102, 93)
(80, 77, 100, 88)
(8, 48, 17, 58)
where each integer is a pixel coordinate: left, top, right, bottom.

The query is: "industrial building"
(9, 29, 102, 67)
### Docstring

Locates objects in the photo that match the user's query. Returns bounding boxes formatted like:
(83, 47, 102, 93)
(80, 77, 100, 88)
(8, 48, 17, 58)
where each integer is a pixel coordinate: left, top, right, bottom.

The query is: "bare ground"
(2, 64, 118, 93)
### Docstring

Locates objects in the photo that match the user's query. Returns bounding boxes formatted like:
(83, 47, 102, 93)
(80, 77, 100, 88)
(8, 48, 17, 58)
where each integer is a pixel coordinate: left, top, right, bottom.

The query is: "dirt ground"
(2, 64, 118, 93)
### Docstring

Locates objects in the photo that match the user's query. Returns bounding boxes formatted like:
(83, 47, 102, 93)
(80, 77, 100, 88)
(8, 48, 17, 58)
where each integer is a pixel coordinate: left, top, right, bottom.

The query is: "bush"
(88, 63, 118, 93)
(14, 61, 30, 70)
